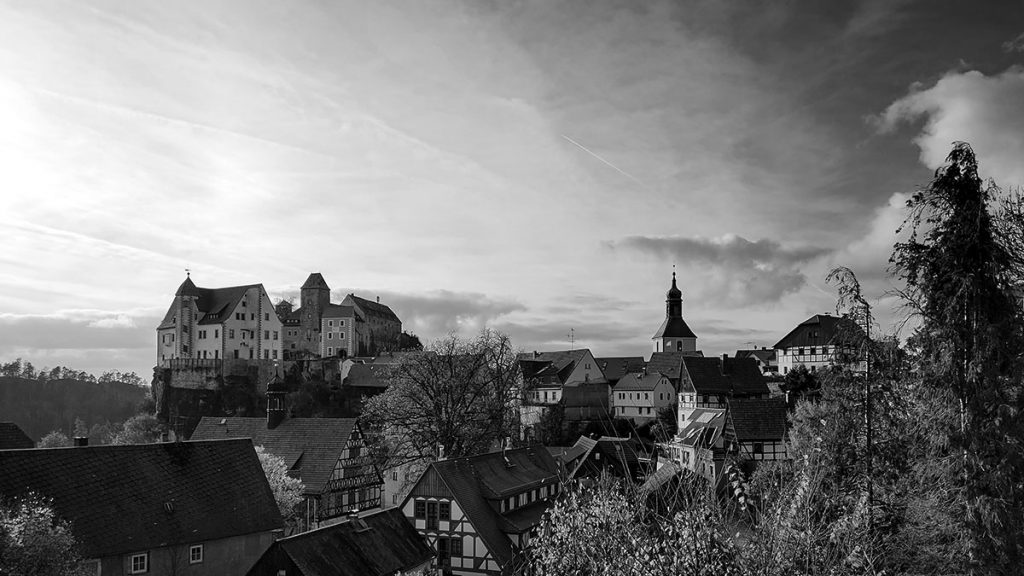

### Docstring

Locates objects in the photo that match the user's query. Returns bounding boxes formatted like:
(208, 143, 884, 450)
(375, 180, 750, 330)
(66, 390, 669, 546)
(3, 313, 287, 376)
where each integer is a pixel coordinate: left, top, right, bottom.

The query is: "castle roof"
(343, 294, 400, 323)
(301, 273, 330, 290)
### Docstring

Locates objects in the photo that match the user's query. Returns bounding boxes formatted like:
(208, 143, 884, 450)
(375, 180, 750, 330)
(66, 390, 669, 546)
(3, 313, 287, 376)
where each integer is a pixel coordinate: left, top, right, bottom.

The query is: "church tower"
(652, 272, 697, 353)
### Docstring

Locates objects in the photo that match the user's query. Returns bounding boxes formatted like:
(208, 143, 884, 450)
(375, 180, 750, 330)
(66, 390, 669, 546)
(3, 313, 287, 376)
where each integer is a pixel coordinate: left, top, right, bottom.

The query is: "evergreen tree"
(891, 142, 1024, 572)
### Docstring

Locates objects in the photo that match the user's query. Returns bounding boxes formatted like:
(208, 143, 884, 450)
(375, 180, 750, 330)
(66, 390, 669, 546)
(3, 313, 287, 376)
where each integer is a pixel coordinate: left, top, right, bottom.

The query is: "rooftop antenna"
(568, 328, 575, 350)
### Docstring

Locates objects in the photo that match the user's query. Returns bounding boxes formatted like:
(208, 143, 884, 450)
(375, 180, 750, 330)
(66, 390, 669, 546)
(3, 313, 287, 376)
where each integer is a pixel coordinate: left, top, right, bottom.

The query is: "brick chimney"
(73, 436, 88, 447)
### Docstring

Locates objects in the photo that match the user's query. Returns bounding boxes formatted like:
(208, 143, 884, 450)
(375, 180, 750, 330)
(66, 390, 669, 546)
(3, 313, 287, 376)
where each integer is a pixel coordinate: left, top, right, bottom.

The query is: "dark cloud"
(611, 234, 831, 306)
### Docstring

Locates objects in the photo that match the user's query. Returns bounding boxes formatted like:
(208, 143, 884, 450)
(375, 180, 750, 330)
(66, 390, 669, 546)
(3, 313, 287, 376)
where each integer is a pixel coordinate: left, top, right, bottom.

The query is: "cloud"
(1003, 32, 1024, 53)
(875, 67, 1024, 187)
(0, 311, 159, 350)
(610, 234, 831, 306)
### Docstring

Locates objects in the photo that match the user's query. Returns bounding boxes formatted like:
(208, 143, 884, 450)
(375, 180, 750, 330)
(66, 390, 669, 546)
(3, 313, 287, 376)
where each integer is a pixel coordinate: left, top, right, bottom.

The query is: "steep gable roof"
(344, 294, 400, 323)
(728, 397, 788, 442)
(247, 508, 432, 576)
(190, 417, 358, 495)
(595, 357, 646, 383)
(565, 436, 647, 479)
(323, 303, 358, 319)
(0, 439, 282, 558)
(647, 351, 703, 381)
(615, 371, 669, 392)
(676, 408, 728, 449)
(679, 356, 769, 396)
(518, 349, 591, 385)
(417, 447, 559, 569)
(0, 422, 34, 449)
(773, 314, 856, 349)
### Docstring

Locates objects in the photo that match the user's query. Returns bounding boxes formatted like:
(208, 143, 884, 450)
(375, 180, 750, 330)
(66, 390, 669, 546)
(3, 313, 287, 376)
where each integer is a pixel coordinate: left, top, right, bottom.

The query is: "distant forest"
(0, 358, 151, 442)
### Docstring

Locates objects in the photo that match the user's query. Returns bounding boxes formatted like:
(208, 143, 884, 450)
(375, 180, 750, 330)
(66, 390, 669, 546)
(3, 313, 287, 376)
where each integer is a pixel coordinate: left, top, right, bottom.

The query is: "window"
(451, 536, 463, 557)
(233, 350, 239, 359)
(393, 494, 398, 504)
(328, 320, 334, 327)
(251, 313, 255, 321)
(328, 333, 333, 340)
(340, 320, 345, 327)
(189, 544, 203, 564)
(272, 350, 277, 359)
(273, 331, 278, 340)
(644, 393, 649, 400)
(753, 443, 763, 454)
(242, 299, 247, 308)
(265, 330, 270, 339)
(229, 329, 235, 339)
(810, 347, 817, 355)
(265, 312, 270, 321)
(130, 553, 148, 574)
(215, 350, 219, 359)
(264, 350, 269, 359)
(215, 329, 219, 338)
(822, 346, 828, 355)
(798, 347, 805, 355)
(439, 501, 451, 521)
(426, 501, 438, 530)
(392, 471, 398, 481)
(339, 333, 345, 340)
(414, 499, 426, 519)
(328, 347, 333, 356)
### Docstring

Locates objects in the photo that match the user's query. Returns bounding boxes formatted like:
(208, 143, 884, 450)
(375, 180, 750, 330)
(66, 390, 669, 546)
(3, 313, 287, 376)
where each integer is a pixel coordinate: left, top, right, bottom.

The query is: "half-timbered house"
(727, 397, 789, 462)
(192, 382, 382, 531)
(401, 447, 561, 575)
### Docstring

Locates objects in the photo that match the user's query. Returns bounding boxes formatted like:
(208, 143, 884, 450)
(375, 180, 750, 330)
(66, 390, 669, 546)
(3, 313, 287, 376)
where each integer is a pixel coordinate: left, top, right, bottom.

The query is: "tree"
(362, 329, 521, 471)
(891, 142, 1024, 572)
(779, 365, 819, 409)
(254, 446, 305, 532)
(109, 413, 161, 445)
(398, 331, 424, 351)
(36, 431, 71, 449)
(0, 494, 89, 576)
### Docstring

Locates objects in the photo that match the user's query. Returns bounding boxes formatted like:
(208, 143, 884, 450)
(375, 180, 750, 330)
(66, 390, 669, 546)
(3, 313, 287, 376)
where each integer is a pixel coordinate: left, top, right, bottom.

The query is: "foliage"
(361, 329, 521, 469)
(890, 142, 1024, 571)
(254, 446, 305, 528)
(0, 372, 149, 441)
(398, 331, 424, 351)
(0, 494, 89, 576)
(524, 476, 740, 576)
(36, 431, 71, 449)
(779, 365, 819, 408)
(109, 413, 162, 445)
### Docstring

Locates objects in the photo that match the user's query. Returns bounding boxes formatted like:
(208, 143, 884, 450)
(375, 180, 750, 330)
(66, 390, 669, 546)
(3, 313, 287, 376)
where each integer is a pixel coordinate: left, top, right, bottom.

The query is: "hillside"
(0, 376, 150, 442)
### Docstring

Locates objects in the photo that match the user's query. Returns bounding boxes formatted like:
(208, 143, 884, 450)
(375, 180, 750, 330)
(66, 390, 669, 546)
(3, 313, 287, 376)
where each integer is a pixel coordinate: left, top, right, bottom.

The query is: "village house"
(595, 356, 646, 386)
(0, 421, 34, 449)
(190, 379, 383, 530)
(677, 355, 771, 409)
(401, 446, 561, 575)
(728, 397, 789, 462)
(666, 406, 734, 483)
(774, 313, 864, 375)
(518, 348, 607, 435)
(246, 508, 433, 576)
(734, 347, 778, 374)
(552, 435, 651, 482)
(157, 274, 283, 363)
(0, 439, 282, 575)
(612, 370, 675, 424)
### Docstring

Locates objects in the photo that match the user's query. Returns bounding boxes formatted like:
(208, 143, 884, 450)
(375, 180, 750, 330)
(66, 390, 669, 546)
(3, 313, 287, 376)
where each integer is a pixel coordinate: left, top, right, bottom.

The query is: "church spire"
(666, 271, 682, 318)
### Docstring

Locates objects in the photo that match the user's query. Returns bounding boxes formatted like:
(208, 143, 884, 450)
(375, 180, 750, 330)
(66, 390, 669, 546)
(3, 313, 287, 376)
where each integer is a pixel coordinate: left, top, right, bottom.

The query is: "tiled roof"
(679, 356, 769, 396)
(639, 461, 682, 497)
(735, 349, 776, 364)
(342, 363, 388, 389)
(595, 357, 646, 383)
(566, 436, 647, 479)
(0, 439, 282, 558)
(425, 447, 559, 569)
(728, 397, 788, 442)
(322, 304, 357, 319)
(615, 371, 668, 392)
(247, 508, 433, 576)
(652, 316, 697, 339)
(301, 273, 330, 290)
(190, 417, 359, 495)
(345, 294, 400, 323)
(518, 349, 590, 385)
(0, 422, 34, 449)
(647, 351, 703, 381)
(773, 314, 856, 349)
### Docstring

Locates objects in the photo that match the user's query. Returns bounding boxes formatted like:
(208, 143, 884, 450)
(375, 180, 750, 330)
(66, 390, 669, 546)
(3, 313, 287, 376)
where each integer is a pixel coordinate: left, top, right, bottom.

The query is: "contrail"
(562, 134, 650, 190)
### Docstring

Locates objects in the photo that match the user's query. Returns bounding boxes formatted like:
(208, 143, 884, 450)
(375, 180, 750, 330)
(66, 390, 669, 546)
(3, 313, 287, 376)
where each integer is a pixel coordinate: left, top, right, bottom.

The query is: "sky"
(1, 1, 1023, 379)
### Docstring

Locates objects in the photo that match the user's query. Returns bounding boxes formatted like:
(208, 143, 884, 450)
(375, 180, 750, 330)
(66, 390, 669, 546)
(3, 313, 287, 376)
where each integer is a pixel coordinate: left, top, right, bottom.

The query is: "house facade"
(0, 439, 282, 576)
(157, 275, 283, 363)
(612, 371, 675, 424)
(774, 314, 864, 375)
(341, 293, 403, 355)
(728, 397, 789, 463)
(519, 349, 607, 435)
(401, 447, 561, 575)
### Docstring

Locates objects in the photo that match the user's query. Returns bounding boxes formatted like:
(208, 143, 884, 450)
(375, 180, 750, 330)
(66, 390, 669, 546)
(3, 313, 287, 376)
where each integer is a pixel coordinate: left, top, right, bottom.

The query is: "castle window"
(339, 333, 345, 339)
(328, 333, 333, 340)
(272, 350, 277, 359)
(229, 330, 235, 339)
(273, 331, 278, 340)
(242, 299, 247, 308)
(328, 320, 334, 327)
(265, 313, 270, 321)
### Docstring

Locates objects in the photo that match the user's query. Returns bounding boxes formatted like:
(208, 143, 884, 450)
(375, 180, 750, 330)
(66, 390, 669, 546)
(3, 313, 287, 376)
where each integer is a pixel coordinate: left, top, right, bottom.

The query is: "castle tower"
(299, 273, 331, 350)
(652, 272, 697, 353)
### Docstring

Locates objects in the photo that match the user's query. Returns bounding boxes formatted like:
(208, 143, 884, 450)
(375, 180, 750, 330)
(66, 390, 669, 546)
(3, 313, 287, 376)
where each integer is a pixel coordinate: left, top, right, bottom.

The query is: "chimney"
(376, 296, 380, 304)
(533, 351, 540, 358)
(73, 436, 88, 447)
